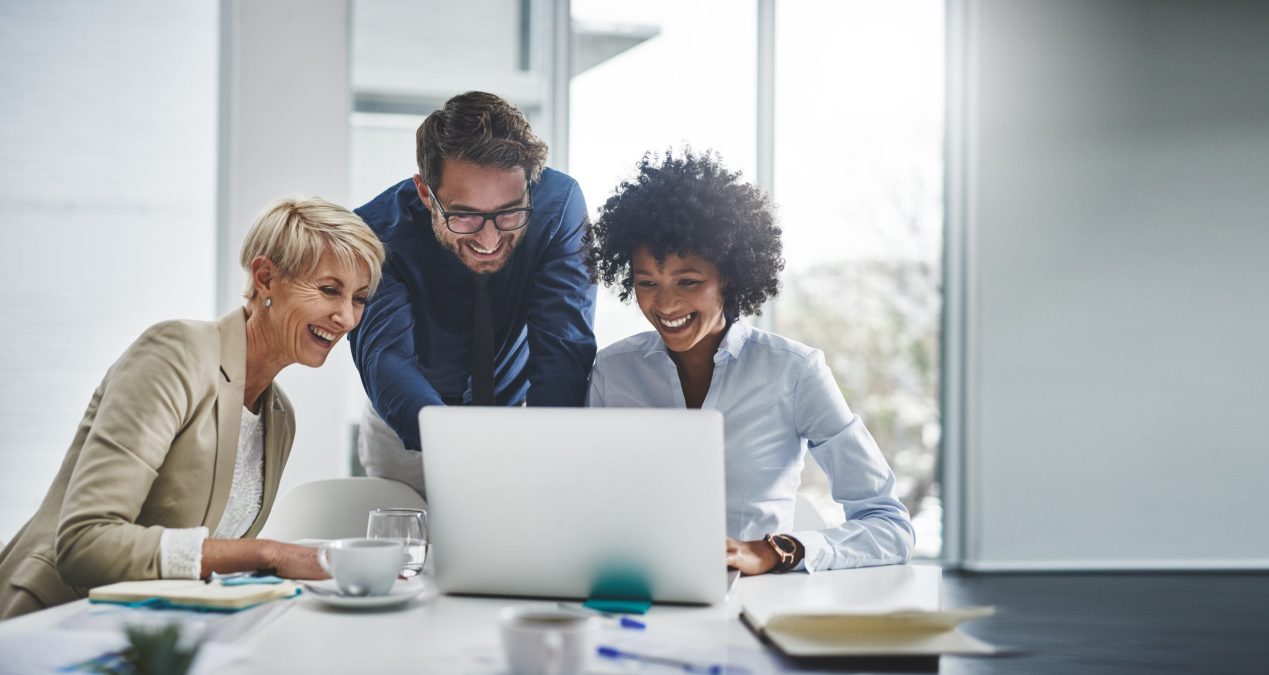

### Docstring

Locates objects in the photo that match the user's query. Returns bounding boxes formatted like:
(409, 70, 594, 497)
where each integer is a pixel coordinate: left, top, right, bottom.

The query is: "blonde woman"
(0, 197, 385, 619)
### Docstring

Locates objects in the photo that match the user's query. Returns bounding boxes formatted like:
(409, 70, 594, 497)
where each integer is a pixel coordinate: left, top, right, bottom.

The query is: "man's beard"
(433, 220, 520, 274)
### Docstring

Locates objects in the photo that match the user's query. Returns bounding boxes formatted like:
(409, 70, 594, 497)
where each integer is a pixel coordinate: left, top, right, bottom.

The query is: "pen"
(205, 568, 279, 584)
(556, 602, 646, 629)
(595, 646, 749, 674)
(58, 649, 129, 673)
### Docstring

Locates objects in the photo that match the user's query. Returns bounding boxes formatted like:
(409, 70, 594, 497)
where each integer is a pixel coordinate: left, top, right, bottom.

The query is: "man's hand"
(725, 537, 780, 576)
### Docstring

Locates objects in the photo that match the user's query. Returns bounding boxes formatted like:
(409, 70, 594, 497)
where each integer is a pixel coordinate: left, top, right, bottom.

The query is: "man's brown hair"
(416, 91, 549, 189)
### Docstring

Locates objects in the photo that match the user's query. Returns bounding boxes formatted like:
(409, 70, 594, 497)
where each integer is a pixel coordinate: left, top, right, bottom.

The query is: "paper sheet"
(55, 596, 296, 644)
(0, 629, 245, 675)
(423, 624, 778, 674)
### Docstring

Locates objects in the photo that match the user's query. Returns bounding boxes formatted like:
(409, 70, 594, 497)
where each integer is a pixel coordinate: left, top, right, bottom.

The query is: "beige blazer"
(0, 308, 294, 619)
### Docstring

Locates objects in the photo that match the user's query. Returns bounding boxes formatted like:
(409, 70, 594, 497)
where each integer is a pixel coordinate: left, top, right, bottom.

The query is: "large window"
(772, 2, 945, 558)
(571, 0, 758, 347)
(572, 1, 945, 557)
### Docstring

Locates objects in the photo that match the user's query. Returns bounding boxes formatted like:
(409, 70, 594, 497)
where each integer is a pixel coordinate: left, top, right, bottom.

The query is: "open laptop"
(418, 406, 731, 605)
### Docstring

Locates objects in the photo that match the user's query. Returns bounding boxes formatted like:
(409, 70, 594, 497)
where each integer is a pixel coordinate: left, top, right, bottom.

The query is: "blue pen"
(596, 646, 750, 674)
(58, 649, 130, 673)
(556, 602, 646, 629)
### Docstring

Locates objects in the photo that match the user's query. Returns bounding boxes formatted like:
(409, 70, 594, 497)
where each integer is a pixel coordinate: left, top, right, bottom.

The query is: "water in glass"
(366, 507, 428, 577)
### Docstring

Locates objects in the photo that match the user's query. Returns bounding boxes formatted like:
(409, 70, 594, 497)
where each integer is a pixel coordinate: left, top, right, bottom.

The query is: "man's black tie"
(470, 274, 496, 405)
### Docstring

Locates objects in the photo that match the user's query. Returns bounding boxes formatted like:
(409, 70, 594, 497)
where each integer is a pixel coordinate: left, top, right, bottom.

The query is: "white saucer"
(302, 578, 431, 609)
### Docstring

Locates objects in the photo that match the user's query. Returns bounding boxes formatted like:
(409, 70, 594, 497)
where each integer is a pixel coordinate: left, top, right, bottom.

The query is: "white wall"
(219, 0, 357, 496)
(0, 0, 218, 542)
(352, 0, 540, 102)
(959, 0, 1269, 568)
(349, 0, 560, 154)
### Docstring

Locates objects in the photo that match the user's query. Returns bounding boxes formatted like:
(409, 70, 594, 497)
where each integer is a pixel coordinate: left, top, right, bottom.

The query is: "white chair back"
(258, 477, 426, 542)
(793, 493, 830, 531)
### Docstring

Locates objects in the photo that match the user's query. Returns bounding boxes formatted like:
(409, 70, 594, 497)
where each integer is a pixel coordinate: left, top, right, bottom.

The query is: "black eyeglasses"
(426, 185, 533, 234)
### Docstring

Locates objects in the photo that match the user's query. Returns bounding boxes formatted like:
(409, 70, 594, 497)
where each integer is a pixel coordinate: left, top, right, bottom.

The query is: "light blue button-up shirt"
(587, 322, 914, 571)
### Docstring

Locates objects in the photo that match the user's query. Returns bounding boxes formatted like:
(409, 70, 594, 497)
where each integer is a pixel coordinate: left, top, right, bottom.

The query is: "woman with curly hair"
(587, 150, 914, 575)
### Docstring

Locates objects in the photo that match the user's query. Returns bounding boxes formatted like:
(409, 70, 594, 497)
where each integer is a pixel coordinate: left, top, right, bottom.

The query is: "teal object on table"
(89, 589, 300, 613)
(221, 575, 285, 586)
(583, 597, 652, 614)
(585, 566, 653, 615)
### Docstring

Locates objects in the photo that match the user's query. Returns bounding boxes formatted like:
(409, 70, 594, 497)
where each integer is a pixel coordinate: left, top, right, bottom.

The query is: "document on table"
(739, 564, 999, 657)
(55, 594, 296, 644)
(429, 624, 778, 674)
(0, 629, 246, 675)
(88, 579, 299, 611)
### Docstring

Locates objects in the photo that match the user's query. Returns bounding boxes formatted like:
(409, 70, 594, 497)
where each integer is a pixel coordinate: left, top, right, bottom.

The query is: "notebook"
(88, 579, 300, 612)
(739, 565, 998, 657)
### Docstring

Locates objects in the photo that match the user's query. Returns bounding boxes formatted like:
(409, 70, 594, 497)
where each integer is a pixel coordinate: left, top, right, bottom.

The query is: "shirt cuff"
(789, 529, 831, 573)
(159, 527, 209, 579)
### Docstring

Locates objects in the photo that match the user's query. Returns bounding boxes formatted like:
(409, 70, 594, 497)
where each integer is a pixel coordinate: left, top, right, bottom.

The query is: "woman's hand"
(262, 540, 329, 580)
(725, 537, 779, 576)
(200, 538, 329, 580)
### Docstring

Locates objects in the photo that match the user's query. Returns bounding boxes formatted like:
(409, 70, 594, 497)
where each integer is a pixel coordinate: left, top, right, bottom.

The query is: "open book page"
(739, 565, 999, 657)
(88, 579, 299, 611)
(739, 564, 942, 625)
(762, 608, 998, 656)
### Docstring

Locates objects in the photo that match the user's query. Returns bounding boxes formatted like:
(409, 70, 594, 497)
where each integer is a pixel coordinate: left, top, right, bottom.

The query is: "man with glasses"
(349, 91, 595, 493)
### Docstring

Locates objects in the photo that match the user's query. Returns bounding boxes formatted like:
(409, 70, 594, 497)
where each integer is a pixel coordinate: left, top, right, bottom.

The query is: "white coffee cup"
(498, 606, 596, 675)
(317, 538, 405, 597)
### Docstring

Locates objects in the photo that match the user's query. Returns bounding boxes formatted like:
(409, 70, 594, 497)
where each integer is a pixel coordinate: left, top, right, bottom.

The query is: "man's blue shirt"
(350, 168, 597, 450)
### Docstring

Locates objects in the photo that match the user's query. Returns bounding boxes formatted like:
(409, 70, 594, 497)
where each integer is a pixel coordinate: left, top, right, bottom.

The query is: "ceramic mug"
(317, 538, 405, 597)
(498, 606, 596, 675)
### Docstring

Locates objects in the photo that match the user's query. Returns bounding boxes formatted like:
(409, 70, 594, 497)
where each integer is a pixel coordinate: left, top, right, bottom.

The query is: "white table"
(0, 565, 942, 674)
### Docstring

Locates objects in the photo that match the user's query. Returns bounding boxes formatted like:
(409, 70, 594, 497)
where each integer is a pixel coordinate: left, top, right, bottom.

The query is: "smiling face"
(415, 159, 530, 275)
(267, 249, 372, 368)
(632, 247, 728, 354)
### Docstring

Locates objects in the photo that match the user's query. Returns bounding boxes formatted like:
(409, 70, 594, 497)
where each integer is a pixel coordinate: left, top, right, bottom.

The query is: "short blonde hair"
(240, 196, 385, 300)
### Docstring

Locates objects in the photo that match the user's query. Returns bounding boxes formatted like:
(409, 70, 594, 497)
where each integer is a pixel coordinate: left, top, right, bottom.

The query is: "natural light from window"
(571, 0, 944, 558)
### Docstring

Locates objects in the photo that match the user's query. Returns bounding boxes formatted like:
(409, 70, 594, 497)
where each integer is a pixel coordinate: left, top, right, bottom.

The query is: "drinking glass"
(366, 507, 428, 577)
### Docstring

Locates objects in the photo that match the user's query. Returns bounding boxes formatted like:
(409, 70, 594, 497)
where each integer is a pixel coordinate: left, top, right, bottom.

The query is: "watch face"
(768, 535, 795, 560)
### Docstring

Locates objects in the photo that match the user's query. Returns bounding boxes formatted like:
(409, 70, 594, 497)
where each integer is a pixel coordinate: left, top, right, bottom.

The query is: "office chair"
(258, 477, 426, 542)
(793, 493, 830, 530)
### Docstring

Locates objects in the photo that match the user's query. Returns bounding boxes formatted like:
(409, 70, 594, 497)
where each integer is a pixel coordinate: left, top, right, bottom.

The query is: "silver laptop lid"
(419, 406, 728, 605)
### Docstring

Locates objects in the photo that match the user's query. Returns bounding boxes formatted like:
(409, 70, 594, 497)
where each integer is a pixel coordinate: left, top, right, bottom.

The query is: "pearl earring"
(264, 297, 272, 308)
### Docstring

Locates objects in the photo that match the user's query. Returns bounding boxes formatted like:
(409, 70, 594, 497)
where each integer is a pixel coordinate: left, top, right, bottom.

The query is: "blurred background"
(2, 0, 1266, 570)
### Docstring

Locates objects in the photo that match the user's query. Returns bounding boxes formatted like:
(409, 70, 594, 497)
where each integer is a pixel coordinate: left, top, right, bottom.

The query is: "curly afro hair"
(589, 149, 784, 320)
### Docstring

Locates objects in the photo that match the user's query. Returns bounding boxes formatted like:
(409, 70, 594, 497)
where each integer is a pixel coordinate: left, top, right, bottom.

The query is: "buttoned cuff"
(159, 527, 209, 579)
(789, 529, 831, 573)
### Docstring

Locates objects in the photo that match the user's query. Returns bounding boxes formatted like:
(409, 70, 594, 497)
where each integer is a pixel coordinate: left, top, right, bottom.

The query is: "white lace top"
(158, 406, 265, 579)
